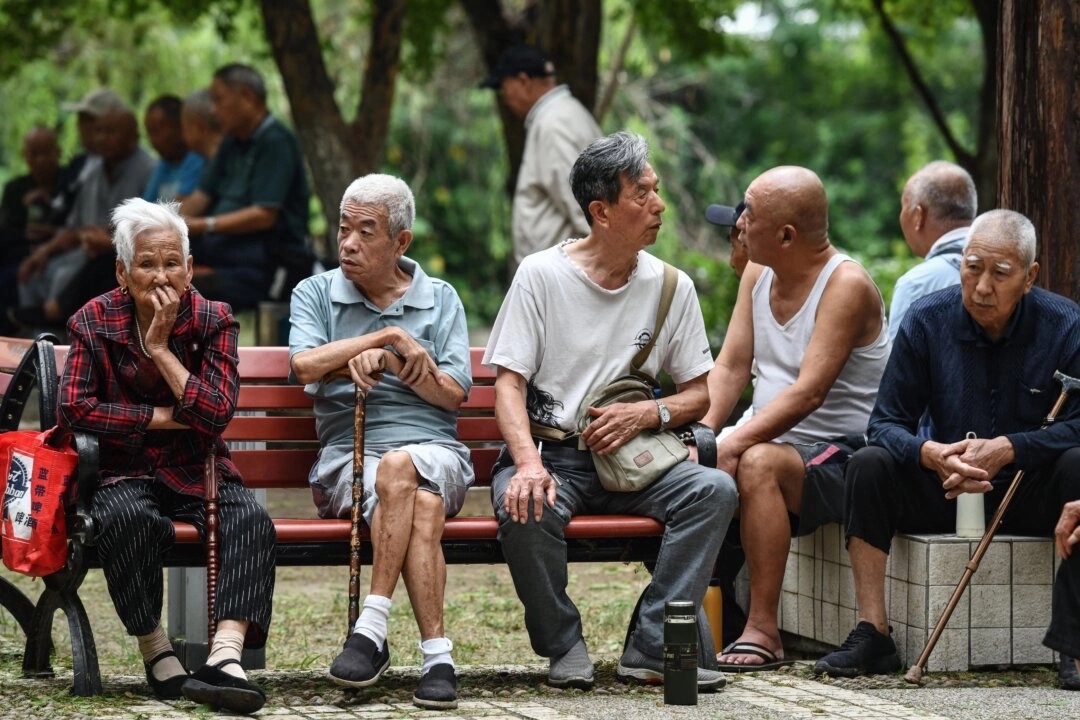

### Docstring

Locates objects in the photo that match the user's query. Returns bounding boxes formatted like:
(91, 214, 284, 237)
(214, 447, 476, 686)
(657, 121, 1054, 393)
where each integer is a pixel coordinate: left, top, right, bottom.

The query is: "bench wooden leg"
(22, 587, 102, 696)
(0, 574, 37, 637)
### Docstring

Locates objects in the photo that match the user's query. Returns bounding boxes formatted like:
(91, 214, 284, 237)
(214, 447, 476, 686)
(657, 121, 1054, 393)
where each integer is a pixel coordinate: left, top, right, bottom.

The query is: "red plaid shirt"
(59, 287, 242, 496)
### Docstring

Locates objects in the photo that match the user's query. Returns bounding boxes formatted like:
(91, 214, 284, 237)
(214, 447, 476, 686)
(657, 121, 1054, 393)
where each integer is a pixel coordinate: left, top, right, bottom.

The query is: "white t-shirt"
(484, 242, 714, 432)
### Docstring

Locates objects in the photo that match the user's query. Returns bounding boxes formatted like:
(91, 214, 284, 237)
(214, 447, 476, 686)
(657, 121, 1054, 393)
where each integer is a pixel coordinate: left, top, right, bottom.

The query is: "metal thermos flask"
(663, 600, 698, 705)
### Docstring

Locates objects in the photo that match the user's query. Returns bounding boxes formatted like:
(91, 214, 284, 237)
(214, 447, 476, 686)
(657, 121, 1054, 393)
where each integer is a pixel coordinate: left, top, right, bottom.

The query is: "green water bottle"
(663, 600, 698, 705)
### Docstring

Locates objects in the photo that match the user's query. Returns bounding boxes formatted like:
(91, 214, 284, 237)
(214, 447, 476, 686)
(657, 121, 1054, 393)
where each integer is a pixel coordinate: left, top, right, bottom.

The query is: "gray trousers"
(491, 445, 738, 659)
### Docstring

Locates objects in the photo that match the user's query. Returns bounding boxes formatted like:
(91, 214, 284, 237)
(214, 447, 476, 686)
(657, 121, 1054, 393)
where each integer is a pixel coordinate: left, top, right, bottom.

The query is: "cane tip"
(903, 665, 924, 685)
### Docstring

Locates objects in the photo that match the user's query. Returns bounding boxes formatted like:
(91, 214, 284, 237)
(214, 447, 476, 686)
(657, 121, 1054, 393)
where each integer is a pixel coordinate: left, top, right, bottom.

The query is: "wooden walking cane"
(205, 450, 219, 646)
(904, 369, 1080, 684)
(348, 385, 368, 633)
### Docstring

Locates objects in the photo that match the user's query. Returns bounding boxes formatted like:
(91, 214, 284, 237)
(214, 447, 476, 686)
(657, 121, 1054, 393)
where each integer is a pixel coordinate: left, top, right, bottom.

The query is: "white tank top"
(751, 253, 890, 444)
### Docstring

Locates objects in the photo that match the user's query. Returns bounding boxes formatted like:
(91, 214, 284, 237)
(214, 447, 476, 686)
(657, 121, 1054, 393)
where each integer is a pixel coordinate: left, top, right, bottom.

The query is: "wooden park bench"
(0, 335, 665, 696)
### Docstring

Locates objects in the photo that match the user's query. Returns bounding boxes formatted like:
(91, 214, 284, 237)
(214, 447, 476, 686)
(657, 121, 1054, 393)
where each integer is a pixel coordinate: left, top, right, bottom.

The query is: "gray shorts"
(790, 434, 866, 537)
(309, 440, 474, 523)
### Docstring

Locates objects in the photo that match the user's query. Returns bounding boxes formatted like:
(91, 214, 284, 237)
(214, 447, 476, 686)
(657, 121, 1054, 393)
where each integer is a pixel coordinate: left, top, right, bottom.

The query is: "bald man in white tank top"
(701, 166, 891, 671)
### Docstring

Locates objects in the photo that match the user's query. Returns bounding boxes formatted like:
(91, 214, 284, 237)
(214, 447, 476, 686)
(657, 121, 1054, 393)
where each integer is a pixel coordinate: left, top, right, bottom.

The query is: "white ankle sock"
(353, 595, 392, 649)
(206, 627, 247, 679)
(137, 625, 185, 681)
(419, 637, 454, 675)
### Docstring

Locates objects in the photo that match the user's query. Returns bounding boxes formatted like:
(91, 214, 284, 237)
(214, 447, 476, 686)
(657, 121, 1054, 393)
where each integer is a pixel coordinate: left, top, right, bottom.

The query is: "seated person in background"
(143, 94, 205, 202)
(1, 126, 62, 334)
(702, 167, 890, 672)
(484, 131, 736, 691)
(289, 174, 472, 710)
(181, 88, 224, 164)
(1050, 500, 1080, 691)
(16, 99, 155, 328)
(182, 63, 311, 311)
(52, 88, 123, 224)
(889, 161, 977, 340)
(814, 209, 1080, 678)
(59, 198, 275, 714)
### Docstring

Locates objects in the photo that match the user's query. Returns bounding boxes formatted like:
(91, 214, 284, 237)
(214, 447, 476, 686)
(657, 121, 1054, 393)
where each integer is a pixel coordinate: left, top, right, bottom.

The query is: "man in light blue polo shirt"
(288, 174, 472, 710)
(889, 161, 976, 340)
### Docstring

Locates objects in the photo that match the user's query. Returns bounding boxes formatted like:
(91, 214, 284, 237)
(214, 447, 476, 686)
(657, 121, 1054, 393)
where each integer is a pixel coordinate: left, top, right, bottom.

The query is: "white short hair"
(967, 209, 1037, 269)
(111, 198, 190, 271)
(339, 174, 415, 238)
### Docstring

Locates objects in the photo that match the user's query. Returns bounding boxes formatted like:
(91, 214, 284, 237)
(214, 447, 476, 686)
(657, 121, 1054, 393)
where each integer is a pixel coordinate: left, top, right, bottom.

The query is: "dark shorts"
(790, 434, 866, 537)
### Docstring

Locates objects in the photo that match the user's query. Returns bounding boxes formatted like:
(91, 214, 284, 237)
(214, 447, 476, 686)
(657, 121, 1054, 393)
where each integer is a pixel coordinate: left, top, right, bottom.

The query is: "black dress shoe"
(144, 650, 189, 700)
(182, 658, 266, 714)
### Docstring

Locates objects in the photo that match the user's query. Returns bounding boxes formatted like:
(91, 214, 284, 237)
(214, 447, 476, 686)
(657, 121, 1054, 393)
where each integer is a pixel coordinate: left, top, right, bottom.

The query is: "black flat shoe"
(144, 650, 189, 700)
(182, 658, 266, 714)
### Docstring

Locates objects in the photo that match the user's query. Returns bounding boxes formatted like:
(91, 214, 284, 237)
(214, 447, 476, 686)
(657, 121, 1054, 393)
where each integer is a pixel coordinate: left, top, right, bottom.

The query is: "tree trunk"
(462, 0, 602, 199)
(998, 0, 1080, 297)
(260, 0, 357, 257)
(261, 0, 406, 259)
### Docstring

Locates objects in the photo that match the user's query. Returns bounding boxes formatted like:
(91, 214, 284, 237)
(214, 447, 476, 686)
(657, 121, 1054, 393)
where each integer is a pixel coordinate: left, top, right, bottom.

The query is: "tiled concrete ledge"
(737, 524, 1062, 671)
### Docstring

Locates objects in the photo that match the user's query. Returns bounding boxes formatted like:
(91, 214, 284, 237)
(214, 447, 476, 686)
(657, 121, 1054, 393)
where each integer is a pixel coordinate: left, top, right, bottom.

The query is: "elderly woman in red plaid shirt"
(57, 197, 275, 714)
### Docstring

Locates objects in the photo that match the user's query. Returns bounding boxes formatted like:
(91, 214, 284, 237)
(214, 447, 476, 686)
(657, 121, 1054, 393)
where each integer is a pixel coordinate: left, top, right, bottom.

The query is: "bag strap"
(630, 263, 678, 382)
(1, 333, 59, 432)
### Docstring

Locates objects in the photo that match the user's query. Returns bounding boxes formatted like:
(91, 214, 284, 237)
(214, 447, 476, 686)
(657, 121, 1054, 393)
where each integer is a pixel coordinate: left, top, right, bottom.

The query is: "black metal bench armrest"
(0, 333, 59, 431)
(68, 432, 100, 548)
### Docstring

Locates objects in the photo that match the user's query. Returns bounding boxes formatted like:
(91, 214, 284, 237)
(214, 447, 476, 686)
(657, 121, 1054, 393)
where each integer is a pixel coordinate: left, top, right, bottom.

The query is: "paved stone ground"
(2, 661, 1079, 720)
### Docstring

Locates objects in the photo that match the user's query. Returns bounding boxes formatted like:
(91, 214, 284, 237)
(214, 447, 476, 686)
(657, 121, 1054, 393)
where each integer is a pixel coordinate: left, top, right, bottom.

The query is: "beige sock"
(206, 627, 247, 679)
(137, 625, 185, 681)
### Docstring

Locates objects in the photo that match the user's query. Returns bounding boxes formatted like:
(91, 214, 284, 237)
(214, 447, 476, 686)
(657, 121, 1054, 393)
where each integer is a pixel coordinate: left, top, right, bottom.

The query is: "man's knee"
(375, 450, 420, 500)
(846, 446, 896, 496)
(410, 490, 446, 543)
(737, 442, 800, 494)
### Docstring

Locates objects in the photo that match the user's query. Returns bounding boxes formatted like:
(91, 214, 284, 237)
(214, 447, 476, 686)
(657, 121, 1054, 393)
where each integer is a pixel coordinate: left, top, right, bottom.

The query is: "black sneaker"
(813, 621, 901, 678)
(329, 633, 390, 687)
(413, 663, 458, 709)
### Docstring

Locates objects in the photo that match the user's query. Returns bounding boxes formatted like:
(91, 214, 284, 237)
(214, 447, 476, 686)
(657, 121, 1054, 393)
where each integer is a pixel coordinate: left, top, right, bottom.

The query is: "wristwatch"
(655, 399, 671, 431)
(205, 215, 217, 233)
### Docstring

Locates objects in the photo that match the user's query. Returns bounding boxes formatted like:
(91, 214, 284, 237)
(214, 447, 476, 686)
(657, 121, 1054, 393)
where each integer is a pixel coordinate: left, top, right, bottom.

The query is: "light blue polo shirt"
(288, 257, 471, 454)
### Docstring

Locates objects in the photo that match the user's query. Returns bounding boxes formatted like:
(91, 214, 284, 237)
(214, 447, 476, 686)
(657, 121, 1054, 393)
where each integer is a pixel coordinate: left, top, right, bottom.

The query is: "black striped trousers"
(92, 479, 276, 646)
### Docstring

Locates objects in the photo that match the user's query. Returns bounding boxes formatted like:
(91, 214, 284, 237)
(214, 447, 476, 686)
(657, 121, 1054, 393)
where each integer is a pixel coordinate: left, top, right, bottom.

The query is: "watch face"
(659, 403, 671, 422)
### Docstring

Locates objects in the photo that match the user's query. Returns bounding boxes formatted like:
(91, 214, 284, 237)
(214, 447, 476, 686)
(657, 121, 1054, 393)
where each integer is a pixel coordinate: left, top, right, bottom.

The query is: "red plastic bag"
(1, 427, 77, 576)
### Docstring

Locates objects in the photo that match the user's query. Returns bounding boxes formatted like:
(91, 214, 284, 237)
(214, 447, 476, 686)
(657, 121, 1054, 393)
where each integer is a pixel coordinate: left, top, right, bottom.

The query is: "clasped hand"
(924, 435, 1014, 499)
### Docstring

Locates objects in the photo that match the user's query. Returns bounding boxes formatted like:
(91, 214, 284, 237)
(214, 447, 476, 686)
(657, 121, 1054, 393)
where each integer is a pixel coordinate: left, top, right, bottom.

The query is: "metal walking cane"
(904, 369, 1080, 684)
(348, 384, 368, 633)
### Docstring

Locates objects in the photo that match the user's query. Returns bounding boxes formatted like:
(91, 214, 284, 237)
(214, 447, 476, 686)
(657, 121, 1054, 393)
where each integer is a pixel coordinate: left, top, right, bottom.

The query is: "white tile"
(798, 554, 815, 595)
(971, 628, 1011, 666)
(822, 561, 840, 604)
(969, 584, 1011, 628)
(839, 564, 856, 609)
(1012, 627, 1054, 664)
(799, 593, 817, 639)
(889, 578, 909, 626)
(822, 523, 840, 563)
(908, 537, 929, 583)
(928, 541, 970, 584)
(1012, 539, 1054, 584)
(928, 584, 970, 631)
(1012, 584, 1052, 627)
(797, 533, 814, 555)
(907, 628, 928, 671)
(890, 622, 908, 665)
(907, 582, 927, 630)
(839, 605, 856, 637)
(925, 628, 968, 672)
(889, 537, 909, 582)
(782, 551, 799, 593)
(971, 539, 1011, 585)
(780, 590, 799, 634)
(822, 601, 840, 646)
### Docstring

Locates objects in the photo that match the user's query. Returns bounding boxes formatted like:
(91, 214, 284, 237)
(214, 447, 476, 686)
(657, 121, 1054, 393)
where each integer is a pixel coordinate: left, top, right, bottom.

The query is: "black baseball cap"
(479, 44, 556, 89)
(705, 200, 746, 228)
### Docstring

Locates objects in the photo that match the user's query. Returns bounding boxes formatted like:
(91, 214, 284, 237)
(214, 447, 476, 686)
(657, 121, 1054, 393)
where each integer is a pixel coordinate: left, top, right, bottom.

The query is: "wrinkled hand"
(714, 441, 740, 478)
(503, 462, 557, 523)
(144, 285, 182, 355)
(1055, 500, 1080, 560)
(922, 439, 990, 498)
(581, 401, 652, 455)
(386, 328, 439, 386)
(347, 348, 387, 392)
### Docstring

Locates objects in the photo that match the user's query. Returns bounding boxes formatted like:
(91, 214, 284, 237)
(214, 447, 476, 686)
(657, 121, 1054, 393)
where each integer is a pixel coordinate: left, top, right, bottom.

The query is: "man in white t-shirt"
(702, 166, 890, 671)
(484, 132, 737, 692)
